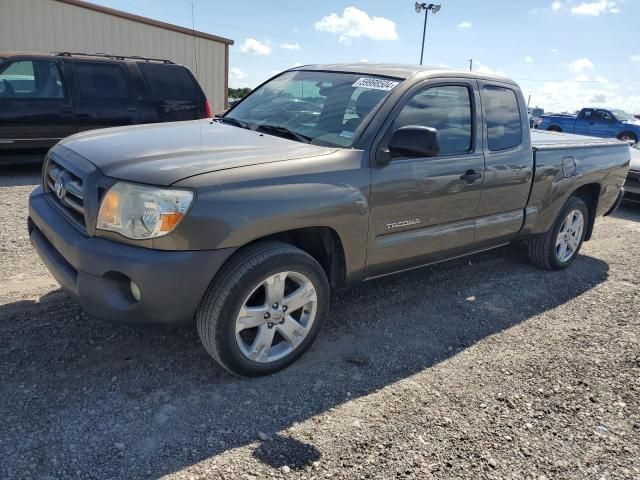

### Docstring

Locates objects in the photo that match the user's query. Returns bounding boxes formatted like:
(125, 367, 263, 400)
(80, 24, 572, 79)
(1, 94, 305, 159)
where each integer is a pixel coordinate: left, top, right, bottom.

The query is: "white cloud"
(360, 58, 369, 62)
(551, 0, 564, 10)
(523, 78, 639, 115)
(595, 75, 609, 84)
(571, 0, 619, 15)
(551, 48, 558, 53)
(457, 21, 472, 28)
(230, 67, 247, 81)
(525, 56, 534, 64)
(315, 7, 398, 44)
(631, 54, 640, 63)
(293, 62, 304, 67)
(240, 38, 271, 55)
(574, 74, 590, 81)
(280, 42, 301, 51)
(566, 58, 594, 73)
(474, 62, 506, 77)
(229, 67, 249, 87)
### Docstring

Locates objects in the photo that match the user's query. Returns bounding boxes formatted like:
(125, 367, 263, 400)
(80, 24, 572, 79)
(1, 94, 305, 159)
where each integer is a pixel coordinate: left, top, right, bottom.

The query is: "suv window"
(138, 63, 199, 101)
(483, 86, 522, 151)
(0, 60, 65, 99)
(73, 62, 129, 99)
(392, 85, 472, 155)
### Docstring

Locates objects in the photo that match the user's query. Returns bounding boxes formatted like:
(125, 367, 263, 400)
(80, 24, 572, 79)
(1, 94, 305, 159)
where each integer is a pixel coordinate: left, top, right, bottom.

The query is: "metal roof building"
(0, 0, 234, 111)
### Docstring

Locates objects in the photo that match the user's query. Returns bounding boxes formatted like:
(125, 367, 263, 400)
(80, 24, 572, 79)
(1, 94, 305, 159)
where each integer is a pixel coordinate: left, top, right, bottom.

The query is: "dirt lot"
(1, 165, 639, 480)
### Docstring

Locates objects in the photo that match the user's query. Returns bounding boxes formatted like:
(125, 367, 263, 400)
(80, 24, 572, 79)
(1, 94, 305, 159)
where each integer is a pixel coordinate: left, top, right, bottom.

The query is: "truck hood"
(59, 120, 337, 186)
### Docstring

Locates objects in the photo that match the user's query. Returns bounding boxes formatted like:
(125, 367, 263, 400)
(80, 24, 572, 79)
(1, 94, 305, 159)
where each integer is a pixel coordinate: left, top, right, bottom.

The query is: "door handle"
(460, 170, 482, 184)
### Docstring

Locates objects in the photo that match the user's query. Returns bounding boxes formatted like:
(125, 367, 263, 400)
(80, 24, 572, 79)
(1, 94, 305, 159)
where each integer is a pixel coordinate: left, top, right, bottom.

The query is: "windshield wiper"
(215, 116, 251, 130)
(256, 124, 312, 144)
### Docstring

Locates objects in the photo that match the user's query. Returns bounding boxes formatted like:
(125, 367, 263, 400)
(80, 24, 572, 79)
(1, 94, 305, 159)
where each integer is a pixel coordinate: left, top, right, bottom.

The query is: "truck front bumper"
(28, 187, 234, 325)
(624, 171, 640, 198)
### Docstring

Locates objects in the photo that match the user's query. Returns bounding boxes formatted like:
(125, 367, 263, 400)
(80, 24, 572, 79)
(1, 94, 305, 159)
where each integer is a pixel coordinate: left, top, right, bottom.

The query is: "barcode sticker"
(352, 77, 400, 91)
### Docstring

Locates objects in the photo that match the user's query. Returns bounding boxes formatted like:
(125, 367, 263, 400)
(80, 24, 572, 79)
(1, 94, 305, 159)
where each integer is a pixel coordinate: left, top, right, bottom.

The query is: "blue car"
(538, 108, 640, 143)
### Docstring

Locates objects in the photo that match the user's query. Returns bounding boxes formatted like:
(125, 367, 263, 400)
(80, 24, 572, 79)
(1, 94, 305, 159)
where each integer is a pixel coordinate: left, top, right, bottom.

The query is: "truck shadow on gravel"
(0, 247, 609, 479)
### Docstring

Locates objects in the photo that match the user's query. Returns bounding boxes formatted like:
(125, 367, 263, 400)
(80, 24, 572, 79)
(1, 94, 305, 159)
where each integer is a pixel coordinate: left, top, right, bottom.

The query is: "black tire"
(547, 126, 562, 132)
(617, 131, 638, 144)
(196, 242, 329, 376)
(527, 196, 589, 270)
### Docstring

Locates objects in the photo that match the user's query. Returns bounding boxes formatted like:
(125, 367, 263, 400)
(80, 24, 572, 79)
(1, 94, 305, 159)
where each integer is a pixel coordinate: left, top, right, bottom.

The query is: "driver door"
(366, 80, 485, 277)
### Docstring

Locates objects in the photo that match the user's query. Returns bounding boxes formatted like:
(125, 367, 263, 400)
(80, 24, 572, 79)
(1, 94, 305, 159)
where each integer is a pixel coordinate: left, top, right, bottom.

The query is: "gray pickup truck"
(28, 64, 629, 376)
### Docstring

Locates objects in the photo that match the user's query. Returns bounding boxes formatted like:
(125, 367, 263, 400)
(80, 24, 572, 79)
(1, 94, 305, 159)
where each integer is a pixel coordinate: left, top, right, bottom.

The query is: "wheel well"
(571, 183, 600, 241)
(617, 130, 638, 141)
(548, 125, 562, 132)
(253, 227, 347, 288)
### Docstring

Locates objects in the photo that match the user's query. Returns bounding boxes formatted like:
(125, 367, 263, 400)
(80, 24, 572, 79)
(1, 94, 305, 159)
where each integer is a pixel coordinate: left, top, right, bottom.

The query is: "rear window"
(138, 63, 199, 101)
(73, 62, 130, 99)
(483, 86, 522, 151)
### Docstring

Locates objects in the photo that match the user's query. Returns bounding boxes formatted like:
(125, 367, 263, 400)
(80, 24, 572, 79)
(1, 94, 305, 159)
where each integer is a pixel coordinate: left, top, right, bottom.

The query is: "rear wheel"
(617, 131, 638, 144)
(527, 196, 588, 270)
(196, 242, 329, 376)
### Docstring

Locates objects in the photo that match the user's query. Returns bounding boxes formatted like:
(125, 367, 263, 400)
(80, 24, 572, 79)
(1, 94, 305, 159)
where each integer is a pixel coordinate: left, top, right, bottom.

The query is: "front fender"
(172, 151, 371, 283)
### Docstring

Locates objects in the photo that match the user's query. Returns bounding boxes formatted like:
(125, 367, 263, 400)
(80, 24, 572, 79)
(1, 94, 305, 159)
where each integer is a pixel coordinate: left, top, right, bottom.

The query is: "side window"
(0, 60, 65, 99)
(597, 110, 613, 122)
(483, 86, 522, 151)
(580, 109, 594, 120)
(393, 85, 473, 155)
(74, 62, 129, 99)
(138, 64, 198, 101)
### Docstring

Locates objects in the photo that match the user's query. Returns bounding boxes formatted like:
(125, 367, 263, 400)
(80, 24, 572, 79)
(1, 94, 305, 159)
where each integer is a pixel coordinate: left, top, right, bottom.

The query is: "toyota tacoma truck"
(28, 64, 630, 376)
(538, 107, 640, 143)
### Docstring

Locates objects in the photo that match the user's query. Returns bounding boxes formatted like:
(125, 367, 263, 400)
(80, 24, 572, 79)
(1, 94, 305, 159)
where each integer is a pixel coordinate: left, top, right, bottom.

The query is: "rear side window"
(393, 85, 472, 155)
(0, 60, 65, 99)
(73, 62, 129, 99)
(483, 86, 522, 151)
(138, 64, 199, 101)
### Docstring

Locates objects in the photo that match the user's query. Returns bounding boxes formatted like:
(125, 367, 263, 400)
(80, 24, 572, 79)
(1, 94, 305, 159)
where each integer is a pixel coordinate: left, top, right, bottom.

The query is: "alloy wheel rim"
(235, 271, 318, 363)
(555, 209, 584, 263)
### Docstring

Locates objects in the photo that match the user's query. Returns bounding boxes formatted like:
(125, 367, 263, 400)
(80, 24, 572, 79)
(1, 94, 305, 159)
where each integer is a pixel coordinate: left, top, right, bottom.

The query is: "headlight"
(96, 182, 194, 239)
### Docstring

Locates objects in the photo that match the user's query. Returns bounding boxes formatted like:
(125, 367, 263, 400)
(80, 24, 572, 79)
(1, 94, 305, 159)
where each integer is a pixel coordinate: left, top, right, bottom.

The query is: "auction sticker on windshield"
(352, 77, 400, 91)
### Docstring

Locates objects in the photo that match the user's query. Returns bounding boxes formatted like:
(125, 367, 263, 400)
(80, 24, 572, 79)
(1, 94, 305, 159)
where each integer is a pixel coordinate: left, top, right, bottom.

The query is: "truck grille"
(44, 158, 87, 230)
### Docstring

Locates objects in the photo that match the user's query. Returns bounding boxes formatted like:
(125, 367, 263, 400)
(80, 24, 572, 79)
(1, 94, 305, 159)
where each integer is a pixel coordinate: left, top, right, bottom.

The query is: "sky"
(90, 0, 640, 113)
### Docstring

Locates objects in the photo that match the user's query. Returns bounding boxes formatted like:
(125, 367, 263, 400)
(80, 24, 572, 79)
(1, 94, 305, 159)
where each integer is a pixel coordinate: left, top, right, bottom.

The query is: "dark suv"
(0, 51, 210, 163)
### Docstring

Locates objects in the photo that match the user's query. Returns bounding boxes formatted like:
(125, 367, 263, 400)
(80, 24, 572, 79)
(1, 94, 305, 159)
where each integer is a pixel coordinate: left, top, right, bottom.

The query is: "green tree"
(228, 87, 252, 99)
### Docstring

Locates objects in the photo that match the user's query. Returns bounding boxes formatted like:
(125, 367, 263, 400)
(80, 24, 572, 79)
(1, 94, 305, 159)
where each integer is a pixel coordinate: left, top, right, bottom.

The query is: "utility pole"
(469, 58, 473, 71)
(415, 3, 442, 65)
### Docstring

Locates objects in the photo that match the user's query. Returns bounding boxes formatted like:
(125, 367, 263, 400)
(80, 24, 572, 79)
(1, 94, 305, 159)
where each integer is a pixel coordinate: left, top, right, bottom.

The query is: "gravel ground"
(0, 165, 638, 480)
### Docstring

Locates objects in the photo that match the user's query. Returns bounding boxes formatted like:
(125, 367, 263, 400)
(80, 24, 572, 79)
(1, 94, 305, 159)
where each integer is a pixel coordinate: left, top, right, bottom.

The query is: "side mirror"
(388, 126, 440, 159)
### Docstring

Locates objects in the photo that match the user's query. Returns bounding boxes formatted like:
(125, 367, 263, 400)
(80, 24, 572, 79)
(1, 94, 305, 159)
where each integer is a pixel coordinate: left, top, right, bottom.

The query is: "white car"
(625, 143, 640, 199)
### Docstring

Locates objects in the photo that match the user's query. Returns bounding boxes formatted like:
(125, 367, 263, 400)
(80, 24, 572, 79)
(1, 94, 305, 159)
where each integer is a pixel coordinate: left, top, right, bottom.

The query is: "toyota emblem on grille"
(54, 177, 66, 201)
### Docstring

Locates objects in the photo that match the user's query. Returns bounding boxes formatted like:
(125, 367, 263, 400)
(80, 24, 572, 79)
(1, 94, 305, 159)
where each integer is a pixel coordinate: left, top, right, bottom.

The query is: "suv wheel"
(197, 242, 329, 376)
(527, 196, 588, 270)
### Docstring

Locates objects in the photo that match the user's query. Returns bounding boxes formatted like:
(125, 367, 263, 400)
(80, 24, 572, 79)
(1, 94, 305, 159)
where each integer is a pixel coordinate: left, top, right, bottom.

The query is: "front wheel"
(197, 242, 329, 376)
(527, 196, 588, 270)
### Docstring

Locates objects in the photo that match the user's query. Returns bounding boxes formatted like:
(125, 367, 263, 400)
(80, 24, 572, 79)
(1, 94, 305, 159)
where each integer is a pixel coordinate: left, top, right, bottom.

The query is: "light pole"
(415, 3, 441, 65)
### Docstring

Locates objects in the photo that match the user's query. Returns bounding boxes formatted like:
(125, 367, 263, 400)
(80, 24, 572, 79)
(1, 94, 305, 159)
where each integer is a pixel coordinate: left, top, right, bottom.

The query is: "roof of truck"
(291, 62, 518, 85)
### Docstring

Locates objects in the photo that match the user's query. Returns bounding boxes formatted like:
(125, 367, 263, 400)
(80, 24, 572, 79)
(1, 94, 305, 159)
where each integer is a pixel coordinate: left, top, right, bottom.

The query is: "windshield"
(611, 109, 635, 121)
(224, 70, 401, 147)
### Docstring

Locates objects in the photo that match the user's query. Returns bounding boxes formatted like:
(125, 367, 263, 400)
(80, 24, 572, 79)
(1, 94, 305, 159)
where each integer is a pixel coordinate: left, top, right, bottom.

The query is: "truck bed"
(531, 129, 623, 150)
